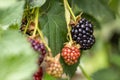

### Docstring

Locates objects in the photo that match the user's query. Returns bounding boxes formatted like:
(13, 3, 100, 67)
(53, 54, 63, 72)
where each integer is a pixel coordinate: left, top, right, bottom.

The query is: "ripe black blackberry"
(71, 18, 95, 50)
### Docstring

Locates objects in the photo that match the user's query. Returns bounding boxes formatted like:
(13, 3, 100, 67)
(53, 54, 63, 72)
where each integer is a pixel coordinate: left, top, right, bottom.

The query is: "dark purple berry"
(28, 38, 46, 65)
(71, 18, 95, 50)
(28, 38, 46, 54)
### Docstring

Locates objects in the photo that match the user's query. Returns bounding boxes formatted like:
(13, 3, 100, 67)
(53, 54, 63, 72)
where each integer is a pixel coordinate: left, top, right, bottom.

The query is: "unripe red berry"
(61, 44, 80, 65)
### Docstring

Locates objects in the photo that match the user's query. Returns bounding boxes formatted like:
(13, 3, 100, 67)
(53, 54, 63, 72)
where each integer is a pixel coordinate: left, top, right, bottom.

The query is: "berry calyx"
(71, 18, 95, 50)
(61, 43, 80, 65)
(45, 55, 63, 78)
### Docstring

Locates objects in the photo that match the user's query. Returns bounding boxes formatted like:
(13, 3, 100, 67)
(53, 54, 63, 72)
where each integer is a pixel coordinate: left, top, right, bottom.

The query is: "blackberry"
(28, 38, 46, 65)
(33, 67, 43, 80)
(45, 56, 63, 78)
(46, 61, 63, 78)
(28, 38, 46, 54)
(71, 18, 95, 50)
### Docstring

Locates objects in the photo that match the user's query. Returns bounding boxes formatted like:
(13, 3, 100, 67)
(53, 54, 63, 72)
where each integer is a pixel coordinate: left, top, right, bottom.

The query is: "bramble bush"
(0, 0, 120, 80)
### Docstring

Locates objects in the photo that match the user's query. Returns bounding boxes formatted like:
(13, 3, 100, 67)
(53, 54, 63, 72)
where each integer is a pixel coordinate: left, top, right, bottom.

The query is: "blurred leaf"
(72, 0, 115, 23)
(0, 0, 17, 9)
(118, 38, 120, 52)
(29, 0, 46, 8)
(109, 0, 119, 14)
(0, 26, 37, 80)
(43, 73, 68, 80)
(0, 1, 25, 29)
(110, 54, 120, 67)
(81, 13, 101, 29)
(81, 38, 109, 75)
(43, 73, 56, 80)
(92, 68, 120, 80)
(40, 0, 67, 56)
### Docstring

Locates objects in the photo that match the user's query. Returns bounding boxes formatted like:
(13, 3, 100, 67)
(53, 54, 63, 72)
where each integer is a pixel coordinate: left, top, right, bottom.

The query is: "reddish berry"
(33, 67, 43, 80)
(61, 44, 80, 65)
(46, 61, 63, 78)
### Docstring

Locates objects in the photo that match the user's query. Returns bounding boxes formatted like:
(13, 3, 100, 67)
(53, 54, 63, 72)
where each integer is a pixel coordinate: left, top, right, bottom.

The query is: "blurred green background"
(76, 0, 120, 80)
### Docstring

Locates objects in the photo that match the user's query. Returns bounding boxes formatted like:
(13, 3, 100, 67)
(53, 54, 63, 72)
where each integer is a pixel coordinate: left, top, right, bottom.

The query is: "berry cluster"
(46, 61, 63, 78)
(71, 18, 95, 50)
(28, 38, 46, 80)
(61, 44, 80, 65)
(33, 67, 43, 80)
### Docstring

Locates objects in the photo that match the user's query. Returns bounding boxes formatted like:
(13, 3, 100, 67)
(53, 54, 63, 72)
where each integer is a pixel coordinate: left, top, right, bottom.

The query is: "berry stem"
(24, 20, 29, 34)
(68, 26, 73, 44)
(65, 0, 76, 22)
(37, 28, 52, 57)
(67, 26, 73, 45)
(64, 0, 74, 45)
(33, 7, 39, 37)
(79, 65, 92, 80)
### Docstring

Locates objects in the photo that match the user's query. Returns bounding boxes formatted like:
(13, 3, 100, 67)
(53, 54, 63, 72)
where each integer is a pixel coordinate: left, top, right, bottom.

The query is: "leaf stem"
(79, 65, 92, 80)
(37, 28, 52, 57)
(65, 0, 76, 22)
(32, 7, 39, 37)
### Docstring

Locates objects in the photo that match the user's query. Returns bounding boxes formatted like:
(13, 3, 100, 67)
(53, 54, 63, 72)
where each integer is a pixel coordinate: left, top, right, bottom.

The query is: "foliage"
(0, 26, 38, 80)
(0, 0, 120, 80)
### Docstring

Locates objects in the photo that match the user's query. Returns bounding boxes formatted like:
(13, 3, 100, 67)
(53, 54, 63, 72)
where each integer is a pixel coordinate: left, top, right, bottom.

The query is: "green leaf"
(43, 73, 68, 80)
(92, 68, 120, 80)
(0, 1, 25, 29)
(60, 57, 80, 78)
(0, 26, 38, 80)
(0, 0, 17, 9)
(43, 73, 56, 80)
(110, 54, 120, 67)
(29, 0, 46, 8)
(81, 13, 101, 29)
(72, 0, 115, 23)
(109, 0, 119, 15)
(40, 1, 67, 56)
